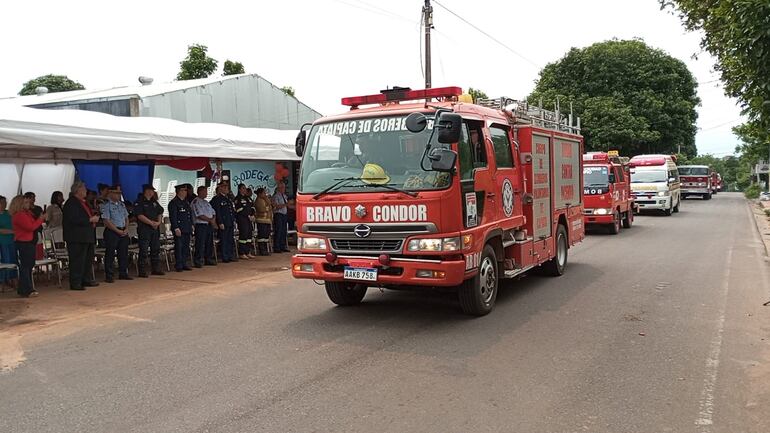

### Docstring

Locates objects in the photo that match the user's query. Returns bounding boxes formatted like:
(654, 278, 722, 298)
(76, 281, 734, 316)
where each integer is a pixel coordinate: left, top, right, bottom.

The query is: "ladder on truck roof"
(475, 97, 581, 135)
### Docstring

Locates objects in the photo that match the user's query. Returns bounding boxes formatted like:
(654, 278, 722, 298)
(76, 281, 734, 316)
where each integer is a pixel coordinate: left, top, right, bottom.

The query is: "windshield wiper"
(349, 183, 418, 197)
(312, 177, 361, 200)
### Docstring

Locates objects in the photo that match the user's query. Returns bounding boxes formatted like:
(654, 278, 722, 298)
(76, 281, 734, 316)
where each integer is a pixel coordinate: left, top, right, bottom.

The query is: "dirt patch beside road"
(0, 253, 293, 335)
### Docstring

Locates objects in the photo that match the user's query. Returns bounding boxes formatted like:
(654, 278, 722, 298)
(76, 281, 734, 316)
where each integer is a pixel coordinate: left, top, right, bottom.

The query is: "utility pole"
(423, 0, 433, 89)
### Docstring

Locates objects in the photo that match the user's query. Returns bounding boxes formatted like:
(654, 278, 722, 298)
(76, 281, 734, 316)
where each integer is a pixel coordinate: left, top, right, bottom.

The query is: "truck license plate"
(343, 267, 378, 282)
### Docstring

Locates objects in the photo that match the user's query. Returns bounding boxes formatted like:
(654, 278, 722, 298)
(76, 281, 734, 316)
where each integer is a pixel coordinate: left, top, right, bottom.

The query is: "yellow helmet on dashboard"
(361, 163, 390, 185)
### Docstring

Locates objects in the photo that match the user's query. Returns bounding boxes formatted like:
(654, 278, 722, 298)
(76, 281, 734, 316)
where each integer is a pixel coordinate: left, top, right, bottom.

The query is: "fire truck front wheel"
(622, 209, 633, 228)
(458, 245, 498, 316)
(609, 210, 621, 235)
(324, 282, 367, 306)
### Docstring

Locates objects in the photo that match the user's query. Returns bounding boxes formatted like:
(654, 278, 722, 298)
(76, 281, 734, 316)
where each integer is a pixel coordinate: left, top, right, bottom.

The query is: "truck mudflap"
(291, 254, 467, 287)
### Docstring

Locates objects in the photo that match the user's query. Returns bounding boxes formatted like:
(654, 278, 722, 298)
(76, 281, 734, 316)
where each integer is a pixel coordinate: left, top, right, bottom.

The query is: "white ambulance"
(629, 154, 681, 216)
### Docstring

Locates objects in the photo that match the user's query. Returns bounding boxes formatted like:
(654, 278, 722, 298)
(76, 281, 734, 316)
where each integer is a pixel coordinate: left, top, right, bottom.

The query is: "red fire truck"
(291, 86, 584, 316)
(582, 151, 634, 234)
(711, 171, 720, 195)
(678, 165, 713, 200)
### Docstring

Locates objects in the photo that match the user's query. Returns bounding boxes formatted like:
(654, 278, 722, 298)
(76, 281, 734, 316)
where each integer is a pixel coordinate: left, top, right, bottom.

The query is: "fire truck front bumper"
(583, 214, 615, 225)
(682, 188, 709, 195)
(291, 254, 467, 287)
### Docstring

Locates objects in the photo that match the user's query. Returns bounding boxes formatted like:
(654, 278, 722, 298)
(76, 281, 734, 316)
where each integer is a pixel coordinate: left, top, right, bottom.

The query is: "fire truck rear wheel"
(609, 210, 621, 235)
(324, 282, 367, 306)
(542, 225, 568, 277)
(622, 209, 633, 228)
(458, 245, 498, 316)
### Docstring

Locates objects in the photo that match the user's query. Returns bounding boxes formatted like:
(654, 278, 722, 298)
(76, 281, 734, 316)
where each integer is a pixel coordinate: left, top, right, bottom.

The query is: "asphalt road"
(1, 192, 768, 433)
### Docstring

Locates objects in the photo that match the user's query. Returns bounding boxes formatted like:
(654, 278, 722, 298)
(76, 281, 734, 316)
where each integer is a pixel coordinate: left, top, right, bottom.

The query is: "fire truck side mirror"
(405, 112, 428, 133)
(295, 130, 307, 157)
(428, 148, 457, 172)
(437, 113, 462, 144)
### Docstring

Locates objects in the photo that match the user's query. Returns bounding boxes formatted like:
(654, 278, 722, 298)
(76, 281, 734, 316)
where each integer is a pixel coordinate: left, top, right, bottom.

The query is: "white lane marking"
(105, 313, 155, 323)
(694, 244, 732, 430)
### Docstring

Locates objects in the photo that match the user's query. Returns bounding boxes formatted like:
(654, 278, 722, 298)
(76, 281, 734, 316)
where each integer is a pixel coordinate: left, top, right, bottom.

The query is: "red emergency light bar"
(341, 86, 463, 108)
(583, 152, 609, 163)
(629, 155, 669, 167)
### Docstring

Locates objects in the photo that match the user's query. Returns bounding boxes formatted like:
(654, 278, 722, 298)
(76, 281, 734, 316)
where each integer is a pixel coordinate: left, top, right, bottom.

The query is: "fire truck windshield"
(583, 166, 609, 186)
(631, 170, 667, 183)
(678, 167, 710, 176)
(299, 115, 451, 194)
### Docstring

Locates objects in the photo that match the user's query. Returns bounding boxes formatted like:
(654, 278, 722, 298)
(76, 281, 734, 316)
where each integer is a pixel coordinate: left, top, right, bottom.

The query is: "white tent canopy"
(0, 105, 301, 161)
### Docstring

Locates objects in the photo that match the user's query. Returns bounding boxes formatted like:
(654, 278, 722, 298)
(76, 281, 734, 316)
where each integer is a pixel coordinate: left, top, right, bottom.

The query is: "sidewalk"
(0, 252, 293, 334)
(750, 199, 770, 257)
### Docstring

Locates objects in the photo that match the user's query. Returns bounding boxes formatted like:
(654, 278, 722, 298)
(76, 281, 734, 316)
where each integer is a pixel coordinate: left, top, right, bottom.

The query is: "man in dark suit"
(63, 180, 100, 290)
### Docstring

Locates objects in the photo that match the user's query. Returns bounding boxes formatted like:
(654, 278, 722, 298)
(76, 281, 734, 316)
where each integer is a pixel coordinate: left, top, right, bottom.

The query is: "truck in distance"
(678, 165, 713, 200)
(583, 151, 634, 234)
(629, 154, 681, 215)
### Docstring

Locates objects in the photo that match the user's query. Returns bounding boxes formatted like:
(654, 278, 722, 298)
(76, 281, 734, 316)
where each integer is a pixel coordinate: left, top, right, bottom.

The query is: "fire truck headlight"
(698, 182, 707, 186)
(408, 238, 442, 252)
(594, 208, 611, 215)
(442, 237, 461, 251)
(298, 237, 327, 251)
(657, 190, 670, 197)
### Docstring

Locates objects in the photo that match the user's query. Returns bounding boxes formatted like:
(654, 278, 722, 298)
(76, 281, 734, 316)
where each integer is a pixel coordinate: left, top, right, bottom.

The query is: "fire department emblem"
(502, 179, 514, 217)
(355, 204, 367, 218)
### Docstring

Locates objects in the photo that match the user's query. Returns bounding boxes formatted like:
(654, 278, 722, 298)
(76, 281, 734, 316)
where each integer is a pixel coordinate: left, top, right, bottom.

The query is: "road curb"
(748, 199, 770, 258)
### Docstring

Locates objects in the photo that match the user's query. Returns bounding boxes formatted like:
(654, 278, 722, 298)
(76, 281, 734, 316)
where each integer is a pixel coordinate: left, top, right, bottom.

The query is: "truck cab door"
(488, 123, 522, 228)
(458, 119, 493, 229)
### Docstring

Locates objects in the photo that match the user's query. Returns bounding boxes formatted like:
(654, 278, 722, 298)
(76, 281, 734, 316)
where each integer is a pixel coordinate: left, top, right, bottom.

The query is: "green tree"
(661, 1, 770, 192)
(280, 86, 295, 97)
(661, 1, 770, 129)
(528, 39, 700, 157)
(177, 44, 218, 81)
(467, 87, 488, 103)
(223, 60, 245, 76)
(19, 74, 84, 96)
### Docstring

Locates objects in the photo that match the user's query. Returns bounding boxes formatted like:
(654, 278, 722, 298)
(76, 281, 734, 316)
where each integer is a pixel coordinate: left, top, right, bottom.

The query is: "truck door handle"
(486, 192, 496, 198)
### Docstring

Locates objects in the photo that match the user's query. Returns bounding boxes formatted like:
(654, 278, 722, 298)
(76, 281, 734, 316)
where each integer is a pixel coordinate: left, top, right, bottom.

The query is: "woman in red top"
(9, 195, 46, 297)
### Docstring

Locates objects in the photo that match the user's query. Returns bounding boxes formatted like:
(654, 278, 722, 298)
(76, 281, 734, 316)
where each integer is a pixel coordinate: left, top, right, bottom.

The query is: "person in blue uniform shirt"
(168, 184, 193, 272)
(210, 182, 236, 263)
(191, 185, 217, 267)
(101, 185, 132, 283)
(135, 184, 165, 277)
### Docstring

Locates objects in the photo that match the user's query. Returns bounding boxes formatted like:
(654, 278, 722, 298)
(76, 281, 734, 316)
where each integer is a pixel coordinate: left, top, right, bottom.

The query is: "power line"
(700, 118, 742, 131)
(432, 0, 540, 69)
(331, 0, 417, 24)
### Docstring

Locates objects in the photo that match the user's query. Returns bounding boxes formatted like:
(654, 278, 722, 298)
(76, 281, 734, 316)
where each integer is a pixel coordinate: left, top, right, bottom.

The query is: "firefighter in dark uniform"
(168, 184, 194, 272)
(234, 183, 255, 259)
(210, 182, 236, 262)
(135, 184, 165, 277)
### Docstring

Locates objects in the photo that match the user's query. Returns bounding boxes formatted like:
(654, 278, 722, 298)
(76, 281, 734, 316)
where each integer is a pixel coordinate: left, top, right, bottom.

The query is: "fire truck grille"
(330, 239, 403, 252)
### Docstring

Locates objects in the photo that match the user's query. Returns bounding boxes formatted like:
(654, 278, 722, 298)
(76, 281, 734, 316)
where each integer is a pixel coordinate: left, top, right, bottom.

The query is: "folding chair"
(34, 231, 62, 288)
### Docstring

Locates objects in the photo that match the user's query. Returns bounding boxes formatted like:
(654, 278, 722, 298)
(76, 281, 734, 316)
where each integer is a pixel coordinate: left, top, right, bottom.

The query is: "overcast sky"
(0, 0, 744, 156)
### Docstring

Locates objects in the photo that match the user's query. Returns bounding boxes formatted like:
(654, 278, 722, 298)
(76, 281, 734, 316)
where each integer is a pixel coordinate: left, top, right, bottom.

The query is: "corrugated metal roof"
(0, 73, 319, 113)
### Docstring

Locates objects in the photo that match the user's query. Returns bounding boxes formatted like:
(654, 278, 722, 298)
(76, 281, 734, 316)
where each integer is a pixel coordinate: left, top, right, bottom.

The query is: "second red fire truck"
(291, 86, 584, 316)
(582, 151, 634, 234)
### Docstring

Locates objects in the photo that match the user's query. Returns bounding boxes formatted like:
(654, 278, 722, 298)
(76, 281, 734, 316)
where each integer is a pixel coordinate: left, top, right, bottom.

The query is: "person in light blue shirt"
(191, 186, 217, 267)
(101, 186, 131, 283)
